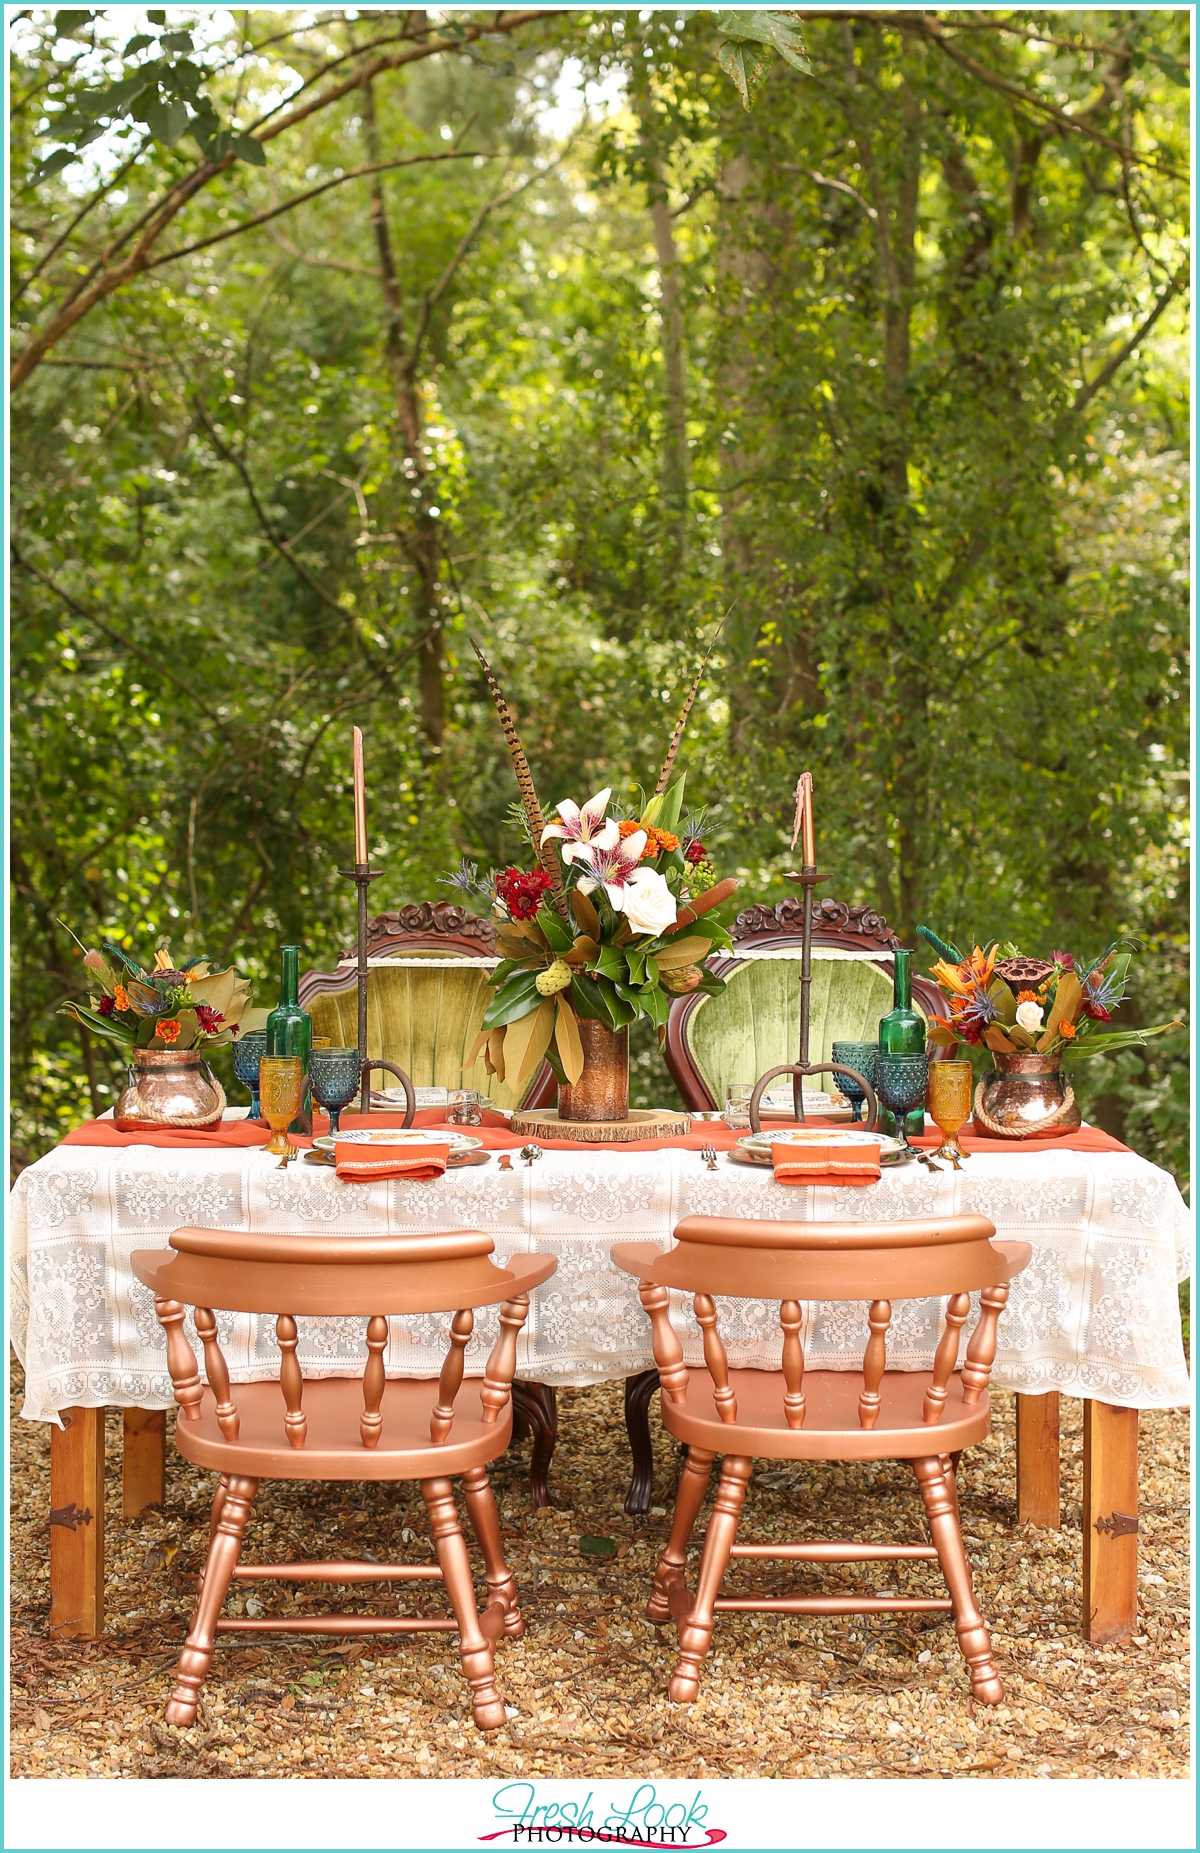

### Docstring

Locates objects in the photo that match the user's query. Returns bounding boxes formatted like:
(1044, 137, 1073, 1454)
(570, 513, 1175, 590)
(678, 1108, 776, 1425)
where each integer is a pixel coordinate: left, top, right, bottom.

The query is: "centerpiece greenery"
(59, 930, 264, 1052)
(447, 641, 738, 1097)
(918, 931, 1181, 1061)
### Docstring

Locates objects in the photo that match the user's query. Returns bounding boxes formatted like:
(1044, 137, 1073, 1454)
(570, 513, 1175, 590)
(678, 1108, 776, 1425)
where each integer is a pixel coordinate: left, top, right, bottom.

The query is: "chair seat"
(173, 1378, 513, 1480)
(658, 1367, 990, 1461)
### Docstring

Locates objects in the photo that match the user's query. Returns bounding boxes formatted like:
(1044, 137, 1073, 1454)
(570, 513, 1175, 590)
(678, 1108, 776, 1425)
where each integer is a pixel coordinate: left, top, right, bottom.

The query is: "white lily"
(540, 788, 620, 865)
(573, 831, 647, 906)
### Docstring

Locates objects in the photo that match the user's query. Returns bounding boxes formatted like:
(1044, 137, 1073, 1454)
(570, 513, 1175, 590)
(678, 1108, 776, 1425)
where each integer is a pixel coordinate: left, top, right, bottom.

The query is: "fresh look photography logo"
(480, 1782, 727, 1847)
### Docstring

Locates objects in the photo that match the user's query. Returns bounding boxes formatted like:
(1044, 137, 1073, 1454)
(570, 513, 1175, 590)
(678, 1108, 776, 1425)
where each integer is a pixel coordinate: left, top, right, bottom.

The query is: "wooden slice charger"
(509, 1107, 691, 1145)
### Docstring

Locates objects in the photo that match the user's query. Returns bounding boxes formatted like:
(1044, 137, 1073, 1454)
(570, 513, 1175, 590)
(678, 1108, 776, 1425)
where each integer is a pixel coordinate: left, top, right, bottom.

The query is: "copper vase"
(973, 1052, 1080, 1140)
(113, 1047, 227, 1131)
(557, 1019, 630, 1122)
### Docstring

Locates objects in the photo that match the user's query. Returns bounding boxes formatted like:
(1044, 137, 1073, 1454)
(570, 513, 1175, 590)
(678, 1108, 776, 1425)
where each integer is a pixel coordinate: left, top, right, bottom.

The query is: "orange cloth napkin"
(771, 1139, 882, 1188)
(334, 1138, 450, 1183)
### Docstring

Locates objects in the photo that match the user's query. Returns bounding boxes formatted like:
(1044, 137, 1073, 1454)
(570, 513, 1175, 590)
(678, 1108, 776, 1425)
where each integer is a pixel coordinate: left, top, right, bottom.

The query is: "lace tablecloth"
(9, 1135, 1191, 1422)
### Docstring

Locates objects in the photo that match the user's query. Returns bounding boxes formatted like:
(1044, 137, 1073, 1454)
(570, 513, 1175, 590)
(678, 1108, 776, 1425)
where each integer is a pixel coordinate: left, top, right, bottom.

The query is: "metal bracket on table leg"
(50, 1503, 94, 1531)
(1094, 1511, 1139, 1539)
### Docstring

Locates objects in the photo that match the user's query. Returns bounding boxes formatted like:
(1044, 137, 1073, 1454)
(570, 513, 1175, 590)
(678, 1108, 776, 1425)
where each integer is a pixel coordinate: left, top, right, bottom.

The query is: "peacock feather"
(917, 925, 964, 964)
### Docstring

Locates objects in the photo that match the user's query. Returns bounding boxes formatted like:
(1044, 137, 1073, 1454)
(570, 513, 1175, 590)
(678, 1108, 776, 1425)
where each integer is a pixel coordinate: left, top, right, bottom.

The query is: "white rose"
(619, 868, 678, 936)
(1015, 1001, 1044, 1032)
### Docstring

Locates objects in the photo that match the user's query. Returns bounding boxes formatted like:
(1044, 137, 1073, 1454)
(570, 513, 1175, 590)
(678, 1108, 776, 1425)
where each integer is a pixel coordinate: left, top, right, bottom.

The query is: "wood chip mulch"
(8, 1355, 1190, 1781)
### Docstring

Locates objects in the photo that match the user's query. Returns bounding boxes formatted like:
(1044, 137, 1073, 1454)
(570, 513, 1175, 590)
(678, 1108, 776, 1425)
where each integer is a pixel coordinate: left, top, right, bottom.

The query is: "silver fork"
(700, 1143, 719, 1171)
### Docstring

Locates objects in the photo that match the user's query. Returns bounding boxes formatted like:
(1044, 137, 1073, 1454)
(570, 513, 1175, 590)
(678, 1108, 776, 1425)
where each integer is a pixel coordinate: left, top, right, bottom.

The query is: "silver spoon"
(520, 1144, 544, 1167)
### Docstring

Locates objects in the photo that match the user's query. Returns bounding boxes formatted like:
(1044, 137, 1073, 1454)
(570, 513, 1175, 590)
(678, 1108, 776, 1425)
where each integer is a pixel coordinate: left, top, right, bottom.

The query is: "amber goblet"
(259, 1055, 304, 1158)
(928, 1058, 973, 1166)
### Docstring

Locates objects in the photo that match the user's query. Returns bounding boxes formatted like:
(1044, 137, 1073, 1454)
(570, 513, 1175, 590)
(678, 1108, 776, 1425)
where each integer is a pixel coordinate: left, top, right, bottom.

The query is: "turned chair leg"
(913, 1455, 1003, 1705)
(510, 1381, 557, 1509)
(461, 1463, 523, 1638)
(648, 1446, 714, 1623)
(670, 1454, 752, 1705)
(166, 1473, 258, 1727)
(422, 1476, 506, 1731)
(624, 1368, 661, 1516)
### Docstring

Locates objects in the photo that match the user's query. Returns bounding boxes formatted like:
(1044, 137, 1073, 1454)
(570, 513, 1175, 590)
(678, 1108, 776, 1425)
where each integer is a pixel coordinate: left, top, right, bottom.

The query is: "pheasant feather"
(469, 637, 568, 912)
(653, 605, 733, 797)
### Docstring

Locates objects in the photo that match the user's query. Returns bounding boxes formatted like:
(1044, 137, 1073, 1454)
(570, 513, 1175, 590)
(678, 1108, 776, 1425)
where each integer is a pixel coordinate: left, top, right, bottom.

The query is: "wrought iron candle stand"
(336, 858, 416, 1126)
(747, 859, 879, 1136)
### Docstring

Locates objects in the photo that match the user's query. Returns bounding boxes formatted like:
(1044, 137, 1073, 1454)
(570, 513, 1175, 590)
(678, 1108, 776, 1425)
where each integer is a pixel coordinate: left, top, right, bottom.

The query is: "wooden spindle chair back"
(612, 1213, 1030, 1707)
(132, 1228, 556, 1732)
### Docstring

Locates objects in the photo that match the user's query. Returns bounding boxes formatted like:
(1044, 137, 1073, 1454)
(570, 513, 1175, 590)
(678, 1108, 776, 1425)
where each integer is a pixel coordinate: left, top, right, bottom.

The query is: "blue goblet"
(310, 1046, 364, 1136)
(874, 1052, 929, 1162)
(231, 1030, 268, 1122)
(831, 1041, 877, 1124)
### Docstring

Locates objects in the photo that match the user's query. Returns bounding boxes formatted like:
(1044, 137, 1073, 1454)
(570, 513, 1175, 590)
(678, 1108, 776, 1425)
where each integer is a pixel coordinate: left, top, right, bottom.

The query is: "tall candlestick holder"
(336, 858, 414, 1124)
(747, 861, 879, 1136)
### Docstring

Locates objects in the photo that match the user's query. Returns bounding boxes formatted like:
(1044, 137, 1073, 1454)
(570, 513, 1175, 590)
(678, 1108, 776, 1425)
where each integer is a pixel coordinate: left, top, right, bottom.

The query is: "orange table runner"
(61, 1107, 1132, 1157)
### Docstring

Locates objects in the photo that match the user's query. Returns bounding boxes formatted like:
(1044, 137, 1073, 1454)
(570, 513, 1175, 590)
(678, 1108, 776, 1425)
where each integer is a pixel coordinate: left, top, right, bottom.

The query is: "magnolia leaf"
(188, 965, 248, 1024)
(465, 1028, 491, 1072)
(1038, 973, 1082, 1050)
(504, 997, 555, 1089)
(168, 1007, 199, 1048)
(653, 936, 712, 971)
(554, 995, 585, 1085)
(487, 1027, 507, 1082)
(232, 1006, 270, 1037)
(495, 929, 542, 962)
(1063, 1019, 1182, 1059)
(925, 1024, 959, 1049)
(59, 1000, 136, 1045)
(570, 888, 601, 939)
(983, 1026, 1019, 1054)
(564, 934, 599, 968)
(987, 979, 1018, 1024)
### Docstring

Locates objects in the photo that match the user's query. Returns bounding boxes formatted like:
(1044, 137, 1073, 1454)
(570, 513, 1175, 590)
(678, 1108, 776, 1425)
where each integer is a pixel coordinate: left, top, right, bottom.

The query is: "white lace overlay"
(8, 1139, 1191, 1421)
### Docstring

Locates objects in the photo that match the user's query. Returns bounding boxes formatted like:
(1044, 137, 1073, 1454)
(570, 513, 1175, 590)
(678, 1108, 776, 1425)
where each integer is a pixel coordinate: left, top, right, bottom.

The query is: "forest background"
(9, 6, 1190, 1196)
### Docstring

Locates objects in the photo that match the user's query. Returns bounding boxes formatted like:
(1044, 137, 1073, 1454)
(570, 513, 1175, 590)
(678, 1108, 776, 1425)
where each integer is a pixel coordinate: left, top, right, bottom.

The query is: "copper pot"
(113, 1047, 227, 1131)
(973, 1051, 1080, 1140)
(557, 1019, 629, 1122)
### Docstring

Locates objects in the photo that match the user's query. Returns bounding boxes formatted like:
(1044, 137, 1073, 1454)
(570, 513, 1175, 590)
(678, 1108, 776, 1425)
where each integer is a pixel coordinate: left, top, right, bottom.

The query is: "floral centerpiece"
(917, 927, 1181, 1138)
(448, 640, 738, 1115)
(59, 931, 264, 1050)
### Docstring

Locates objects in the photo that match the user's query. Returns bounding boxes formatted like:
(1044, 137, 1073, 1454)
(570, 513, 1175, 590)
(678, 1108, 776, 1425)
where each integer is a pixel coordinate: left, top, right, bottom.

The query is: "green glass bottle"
(878, 948, 925, 1137)
(266, 944, 313, 1135)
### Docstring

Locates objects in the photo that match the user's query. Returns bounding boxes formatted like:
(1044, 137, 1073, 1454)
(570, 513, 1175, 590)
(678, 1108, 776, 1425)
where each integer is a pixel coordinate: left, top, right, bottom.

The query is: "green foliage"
(8, 8, 1189, 1195)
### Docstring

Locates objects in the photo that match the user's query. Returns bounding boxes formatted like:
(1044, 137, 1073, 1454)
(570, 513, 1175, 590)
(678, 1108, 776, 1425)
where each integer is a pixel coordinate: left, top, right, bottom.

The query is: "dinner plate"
(312, 1129, 482, 1155)
(730, 1127, 902, 1169)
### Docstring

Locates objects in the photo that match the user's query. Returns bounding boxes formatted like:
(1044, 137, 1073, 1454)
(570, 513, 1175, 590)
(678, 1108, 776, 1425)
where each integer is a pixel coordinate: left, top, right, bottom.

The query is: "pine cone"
(994, 956, 1054, 989)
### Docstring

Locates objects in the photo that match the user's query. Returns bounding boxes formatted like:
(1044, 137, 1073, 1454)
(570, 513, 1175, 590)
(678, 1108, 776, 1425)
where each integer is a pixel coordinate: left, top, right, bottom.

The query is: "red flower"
(496, 867, 553, 921)
(684, 839, 707, 866)
(96, 995, 115, 1017)
(195, 1005, 225, 1033)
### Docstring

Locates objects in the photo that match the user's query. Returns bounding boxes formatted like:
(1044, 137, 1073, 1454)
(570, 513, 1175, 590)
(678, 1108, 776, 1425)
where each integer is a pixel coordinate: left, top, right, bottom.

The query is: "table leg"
(1016, 1392, 1061, 1528)
(510, 1382, 557, 1509)
(122, 1409, 167, 1517)
(50, 1407, 105, 1639)
(1082, 1400, 1139, 1645)
(624, 1369, 660, 1517)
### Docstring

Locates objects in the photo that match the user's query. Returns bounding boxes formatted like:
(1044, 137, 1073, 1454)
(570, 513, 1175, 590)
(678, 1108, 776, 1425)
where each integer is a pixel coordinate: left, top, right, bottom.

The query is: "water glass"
(830, 1041, 877, 1124)
(309, 1046, 363, 1136)
(231, 1030, 268, 1121)
(724, 1084, 755, 1131)
(928, 1058, 973, 1164)
(874, 1051, 929, 1161)
(446, 1088, 483, 1127)
(258, 1055, 304, 1158)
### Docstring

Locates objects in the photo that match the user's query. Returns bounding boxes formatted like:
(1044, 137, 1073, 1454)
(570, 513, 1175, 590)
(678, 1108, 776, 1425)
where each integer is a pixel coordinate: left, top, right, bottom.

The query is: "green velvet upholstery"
(686, 954, 925, 1104)
(307, 957, 533, 1110)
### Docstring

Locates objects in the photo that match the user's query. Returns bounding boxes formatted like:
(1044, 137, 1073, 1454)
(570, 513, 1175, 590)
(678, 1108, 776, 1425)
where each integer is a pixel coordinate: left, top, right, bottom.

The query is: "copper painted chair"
(613, 1213, 1029, 1706)
(132, 1228, 556, 1731)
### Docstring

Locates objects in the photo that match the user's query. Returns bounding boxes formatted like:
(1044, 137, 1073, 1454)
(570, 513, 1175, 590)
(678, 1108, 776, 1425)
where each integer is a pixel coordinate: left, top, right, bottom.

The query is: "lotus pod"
(994, 955, 1055, 991)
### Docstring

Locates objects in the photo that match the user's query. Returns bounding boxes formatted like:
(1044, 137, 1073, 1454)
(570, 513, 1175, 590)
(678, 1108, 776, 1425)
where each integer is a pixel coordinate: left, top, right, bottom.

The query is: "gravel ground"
(8, 1355, 1190, 1781)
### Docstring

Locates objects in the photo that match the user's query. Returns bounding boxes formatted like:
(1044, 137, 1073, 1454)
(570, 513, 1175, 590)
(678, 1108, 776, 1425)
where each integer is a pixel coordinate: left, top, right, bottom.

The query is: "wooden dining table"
(10, 1107, 1190, 1652)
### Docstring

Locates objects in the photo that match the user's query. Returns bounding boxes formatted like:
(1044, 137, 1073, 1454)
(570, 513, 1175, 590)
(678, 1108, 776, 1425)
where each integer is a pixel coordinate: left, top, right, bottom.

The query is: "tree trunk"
(361, 75, 445, 750)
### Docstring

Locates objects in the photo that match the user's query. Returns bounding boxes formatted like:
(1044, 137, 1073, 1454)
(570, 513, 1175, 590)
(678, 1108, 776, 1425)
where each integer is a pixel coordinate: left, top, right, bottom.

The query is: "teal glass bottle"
(878, 949, 925, 1137)
(266, 944, 313, 1135)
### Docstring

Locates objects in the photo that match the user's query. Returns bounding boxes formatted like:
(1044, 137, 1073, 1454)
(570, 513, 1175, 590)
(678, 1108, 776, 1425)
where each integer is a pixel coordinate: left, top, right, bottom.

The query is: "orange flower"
(1059, 1020, 1077, 1040)
(618, 819, 642, 839)
(620, 820, 681, 859)
(1017, 990, 1037, 1003)
(154, 1018, 182, 1044)
(113, 985, 130, 1012)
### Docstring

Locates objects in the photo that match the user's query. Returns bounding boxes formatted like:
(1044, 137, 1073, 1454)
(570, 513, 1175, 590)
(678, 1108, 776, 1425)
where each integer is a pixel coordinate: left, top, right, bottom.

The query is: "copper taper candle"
(800, 770, 815, 866)
(352, 726, 368, 865)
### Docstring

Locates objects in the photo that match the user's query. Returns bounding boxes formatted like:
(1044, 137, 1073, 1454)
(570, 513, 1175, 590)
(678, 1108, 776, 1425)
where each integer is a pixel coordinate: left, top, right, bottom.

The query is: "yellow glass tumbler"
(927, 1058, 973, 1165)
(259, 1055, 304, 1158)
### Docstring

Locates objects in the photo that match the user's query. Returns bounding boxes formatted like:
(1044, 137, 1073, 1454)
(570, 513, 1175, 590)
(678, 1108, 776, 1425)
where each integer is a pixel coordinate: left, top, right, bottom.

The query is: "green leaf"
(638, 986, 671, 1030)
(32, 147, 77, 183)
(123, 33, 154, 54)
(53, 9, 95, 37)
(656, 774, 686, 835)
(594, 943, 626, 983)
(568, 971, 634, 1030)
(228, 132, 267, 167)
(578, 1535, 617, 1557)
(536, 905, 574, 953)
(159, 29, 194, 52)
(141, 96, 190, 146)
(715, 10, 811, 71)
(718, 39, 774, 109)
(59, 1001, 136, 1045)
(481, 970, 541, 1030)
(147, 8, 166, 21)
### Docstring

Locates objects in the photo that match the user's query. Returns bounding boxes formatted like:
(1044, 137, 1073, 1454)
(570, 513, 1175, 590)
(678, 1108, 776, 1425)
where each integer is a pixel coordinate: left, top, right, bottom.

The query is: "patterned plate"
(311, 1129, 481, 1154)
